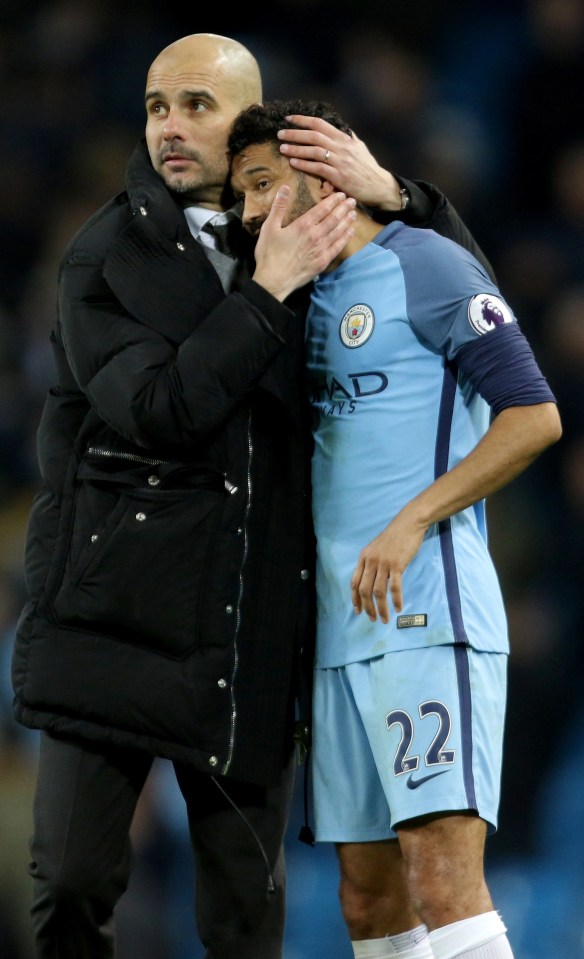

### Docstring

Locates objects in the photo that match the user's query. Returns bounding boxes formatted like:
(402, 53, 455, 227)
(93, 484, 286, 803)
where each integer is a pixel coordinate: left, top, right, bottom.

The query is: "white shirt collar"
(183, 207, 239, 250)
(183, 207, 218, 248)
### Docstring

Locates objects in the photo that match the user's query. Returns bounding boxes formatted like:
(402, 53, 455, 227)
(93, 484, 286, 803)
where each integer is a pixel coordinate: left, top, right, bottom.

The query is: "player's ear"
(319, 178, 335, 198)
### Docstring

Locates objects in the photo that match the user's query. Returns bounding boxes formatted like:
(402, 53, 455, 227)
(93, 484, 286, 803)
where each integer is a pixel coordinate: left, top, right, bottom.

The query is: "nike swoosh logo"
(406, 769, 450, 790)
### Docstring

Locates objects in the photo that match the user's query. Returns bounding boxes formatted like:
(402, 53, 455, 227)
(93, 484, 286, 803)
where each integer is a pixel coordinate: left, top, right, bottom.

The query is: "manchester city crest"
(339, 304, 375, 348)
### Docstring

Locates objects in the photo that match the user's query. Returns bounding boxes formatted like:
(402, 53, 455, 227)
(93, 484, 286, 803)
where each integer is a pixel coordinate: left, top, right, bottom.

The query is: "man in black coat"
(11, 31, 494, 959)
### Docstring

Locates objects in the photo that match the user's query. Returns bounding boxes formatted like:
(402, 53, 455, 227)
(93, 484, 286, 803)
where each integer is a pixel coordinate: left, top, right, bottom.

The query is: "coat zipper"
(221, 412, 252, 775)
(87, 446, 238, 494)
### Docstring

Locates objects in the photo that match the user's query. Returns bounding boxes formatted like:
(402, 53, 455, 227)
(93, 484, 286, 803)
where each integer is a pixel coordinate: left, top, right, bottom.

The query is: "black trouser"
(29, 731, 295, 959)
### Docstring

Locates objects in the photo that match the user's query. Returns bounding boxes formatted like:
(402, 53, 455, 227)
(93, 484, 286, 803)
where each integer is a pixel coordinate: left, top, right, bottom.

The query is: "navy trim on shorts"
(454, 645, 478, 810)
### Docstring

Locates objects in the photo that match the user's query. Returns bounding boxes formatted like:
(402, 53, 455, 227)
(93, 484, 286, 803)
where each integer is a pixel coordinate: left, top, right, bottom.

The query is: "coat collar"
(125, 138, 195, 245)
(124, 139, 251, 258)
(103, 139, 249, 343)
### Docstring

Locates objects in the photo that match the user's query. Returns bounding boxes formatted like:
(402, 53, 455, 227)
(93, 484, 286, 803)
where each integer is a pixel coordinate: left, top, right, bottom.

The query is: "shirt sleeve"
(391, 225, 557, 414)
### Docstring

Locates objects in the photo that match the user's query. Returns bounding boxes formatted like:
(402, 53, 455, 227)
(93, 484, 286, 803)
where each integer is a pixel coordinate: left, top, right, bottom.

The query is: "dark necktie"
(199, 213, 240, 292)
(201, 214, 237, 258)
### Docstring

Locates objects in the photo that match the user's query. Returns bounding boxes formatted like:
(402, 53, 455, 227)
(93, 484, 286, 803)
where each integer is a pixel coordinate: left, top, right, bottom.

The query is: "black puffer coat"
(12, 139, 314, 785)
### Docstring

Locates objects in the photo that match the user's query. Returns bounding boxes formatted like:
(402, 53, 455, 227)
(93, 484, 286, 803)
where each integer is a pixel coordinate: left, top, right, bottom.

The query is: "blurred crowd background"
(1, 0, 583, 956)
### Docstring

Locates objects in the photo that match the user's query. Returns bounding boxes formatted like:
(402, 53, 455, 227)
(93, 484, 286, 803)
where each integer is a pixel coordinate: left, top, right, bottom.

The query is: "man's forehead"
(232, 143, 282, 174)
(146, 67, 218, 94)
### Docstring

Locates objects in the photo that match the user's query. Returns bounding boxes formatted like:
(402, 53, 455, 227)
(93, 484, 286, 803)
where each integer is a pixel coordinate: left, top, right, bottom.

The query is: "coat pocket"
(52, 467, 229, 658)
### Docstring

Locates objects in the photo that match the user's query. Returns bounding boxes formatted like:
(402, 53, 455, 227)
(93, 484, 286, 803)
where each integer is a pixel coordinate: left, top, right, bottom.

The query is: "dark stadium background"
(1, 1, 583, 955)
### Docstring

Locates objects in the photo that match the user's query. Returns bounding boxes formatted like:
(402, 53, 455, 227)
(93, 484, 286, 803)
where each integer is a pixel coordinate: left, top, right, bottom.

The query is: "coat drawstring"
(211, 776, 276, 894)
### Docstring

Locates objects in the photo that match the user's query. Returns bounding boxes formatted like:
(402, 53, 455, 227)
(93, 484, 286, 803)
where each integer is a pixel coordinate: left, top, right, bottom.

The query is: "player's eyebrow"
(239, 164, 273, 176)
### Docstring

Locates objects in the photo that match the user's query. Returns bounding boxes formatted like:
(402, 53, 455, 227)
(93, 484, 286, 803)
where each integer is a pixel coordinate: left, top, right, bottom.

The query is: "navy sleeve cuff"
(457, 323, 557, 415)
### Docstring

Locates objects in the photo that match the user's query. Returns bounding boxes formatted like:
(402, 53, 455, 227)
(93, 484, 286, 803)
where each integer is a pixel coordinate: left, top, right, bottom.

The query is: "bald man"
(12, 33, 492, 959)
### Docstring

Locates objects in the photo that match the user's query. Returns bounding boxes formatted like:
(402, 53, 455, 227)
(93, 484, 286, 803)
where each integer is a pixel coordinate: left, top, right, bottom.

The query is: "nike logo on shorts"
(406, 769, 450, 790)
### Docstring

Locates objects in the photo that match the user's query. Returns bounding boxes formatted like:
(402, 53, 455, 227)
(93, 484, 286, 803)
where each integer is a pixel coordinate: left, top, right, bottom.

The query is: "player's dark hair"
(227, 98, 353, 161)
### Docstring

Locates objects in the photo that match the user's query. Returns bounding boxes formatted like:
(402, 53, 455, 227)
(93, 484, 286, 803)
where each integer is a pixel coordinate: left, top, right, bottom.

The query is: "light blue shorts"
(312, 645, 507, 842)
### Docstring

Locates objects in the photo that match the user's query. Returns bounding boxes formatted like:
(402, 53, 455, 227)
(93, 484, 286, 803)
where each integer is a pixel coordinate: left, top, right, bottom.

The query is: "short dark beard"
(290, 173, 317, 221)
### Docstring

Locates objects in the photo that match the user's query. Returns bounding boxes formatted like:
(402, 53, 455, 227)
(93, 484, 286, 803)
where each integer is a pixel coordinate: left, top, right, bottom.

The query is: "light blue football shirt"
(306, 221, 527, 667)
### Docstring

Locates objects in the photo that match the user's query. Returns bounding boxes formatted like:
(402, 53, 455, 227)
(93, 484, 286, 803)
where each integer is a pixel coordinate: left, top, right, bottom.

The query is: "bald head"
(144, 33, 263, 209)
(147, 33, 262, 109)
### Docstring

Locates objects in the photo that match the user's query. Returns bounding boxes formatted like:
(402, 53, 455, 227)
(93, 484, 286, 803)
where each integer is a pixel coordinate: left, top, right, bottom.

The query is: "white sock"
(352, 924, 433, 958)
(428, 912, 514, 959)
